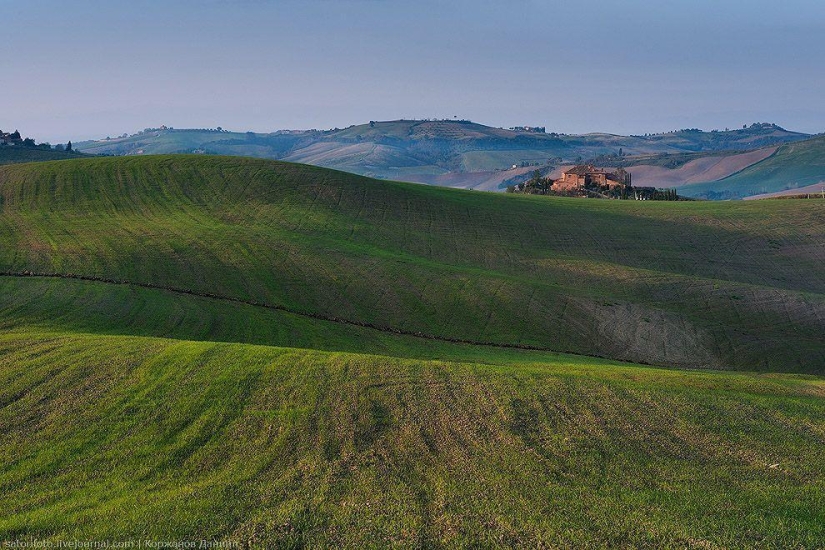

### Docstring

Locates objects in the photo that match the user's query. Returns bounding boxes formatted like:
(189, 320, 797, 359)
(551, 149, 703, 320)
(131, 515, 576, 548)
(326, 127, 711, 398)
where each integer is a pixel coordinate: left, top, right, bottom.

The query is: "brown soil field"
(628, 147, 777, 188)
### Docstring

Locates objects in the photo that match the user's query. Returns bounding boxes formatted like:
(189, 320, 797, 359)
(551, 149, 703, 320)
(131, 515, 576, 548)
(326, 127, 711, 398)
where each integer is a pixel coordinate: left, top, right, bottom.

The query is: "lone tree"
(66, 141, 73, 152)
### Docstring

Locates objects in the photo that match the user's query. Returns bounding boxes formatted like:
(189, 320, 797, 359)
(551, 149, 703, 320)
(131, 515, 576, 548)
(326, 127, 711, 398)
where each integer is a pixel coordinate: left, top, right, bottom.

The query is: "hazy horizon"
(4, 0, 825, 143)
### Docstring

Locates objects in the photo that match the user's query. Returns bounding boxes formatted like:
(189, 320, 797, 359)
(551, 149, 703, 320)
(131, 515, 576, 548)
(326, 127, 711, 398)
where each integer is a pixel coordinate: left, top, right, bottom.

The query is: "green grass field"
(1, 155, 823, 547)
(1, 328, 823, 548)
(1, 155, 822, 371)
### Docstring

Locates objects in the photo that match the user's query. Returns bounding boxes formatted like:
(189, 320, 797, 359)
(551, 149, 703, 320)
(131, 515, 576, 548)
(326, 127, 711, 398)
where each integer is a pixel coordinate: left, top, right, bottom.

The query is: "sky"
(3, 0, 825, 142)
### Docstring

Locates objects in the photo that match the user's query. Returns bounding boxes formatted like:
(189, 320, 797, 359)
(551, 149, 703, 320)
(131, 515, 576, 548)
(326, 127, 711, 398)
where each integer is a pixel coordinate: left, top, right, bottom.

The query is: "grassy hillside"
(1, 155, 822, 372)
(1, 155, 824, 546)
(680, 135, 825, 199)
(0, 275, 566, 364)
(640, 123, 809, 152)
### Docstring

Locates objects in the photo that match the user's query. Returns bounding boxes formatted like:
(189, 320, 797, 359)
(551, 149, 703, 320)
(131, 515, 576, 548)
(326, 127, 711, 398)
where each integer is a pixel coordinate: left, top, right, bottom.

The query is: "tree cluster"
(1, 129, 75, 152)
(506, 170, 554, 195)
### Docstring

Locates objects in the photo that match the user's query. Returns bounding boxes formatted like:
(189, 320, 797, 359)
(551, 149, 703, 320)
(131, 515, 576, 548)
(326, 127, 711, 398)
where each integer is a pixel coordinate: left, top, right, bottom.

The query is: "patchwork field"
(0, 155, 823, 546)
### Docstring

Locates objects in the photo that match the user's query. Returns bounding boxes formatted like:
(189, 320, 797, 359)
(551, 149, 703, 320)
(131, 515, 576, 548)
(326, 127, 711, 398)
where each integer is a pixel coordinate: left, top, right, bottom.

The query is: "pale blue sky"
(3, 0, 825, 142)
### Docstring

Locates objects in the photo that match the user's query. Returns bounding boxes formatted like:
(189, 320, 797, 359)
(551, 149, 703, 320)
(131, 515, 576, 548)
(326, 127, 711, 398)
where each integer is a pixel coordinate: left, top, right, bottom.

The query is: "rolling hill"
(677, 134, 825, 199)
(619, 146, 779, 188)
(74, 121, 811, 191)
(1, 155, 824, 546)
(1, 155, 823, 372)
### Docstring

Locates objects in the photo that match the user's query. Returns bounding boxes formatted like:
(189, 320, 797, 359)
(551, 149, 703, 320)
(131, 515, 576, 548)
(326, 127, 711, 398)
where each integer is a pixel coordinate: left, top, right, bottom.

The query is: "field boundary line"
(0, 270, 637, 362)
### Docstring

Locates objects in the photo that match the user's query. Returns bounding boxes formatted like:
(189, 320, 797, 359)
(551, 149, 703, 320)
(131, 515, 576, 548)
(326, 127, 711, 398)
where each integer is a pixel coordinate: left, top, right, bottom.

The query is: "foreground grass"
(0, 328, 823, 548)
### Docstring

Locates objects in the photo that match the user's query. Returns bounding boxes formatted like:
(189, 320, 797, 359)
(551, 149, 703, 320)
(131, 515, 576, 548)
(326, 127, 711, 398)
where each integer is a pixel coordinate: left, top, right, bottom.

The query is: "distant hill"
(74, 121, 811, 191)
(676, 134, 825, 199)
(618, 147, 778, 188)
(1, 128, 87, 165)
(635, 122, 810, 151)
(0, 146, 87, 165)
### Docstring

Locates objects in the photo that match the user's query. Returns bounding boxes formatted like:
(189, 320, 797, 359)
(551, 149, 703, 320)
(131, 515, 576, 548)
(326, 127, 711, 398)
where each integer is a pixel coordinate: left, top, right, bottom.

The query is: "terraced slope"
(0, 156, 822, 372)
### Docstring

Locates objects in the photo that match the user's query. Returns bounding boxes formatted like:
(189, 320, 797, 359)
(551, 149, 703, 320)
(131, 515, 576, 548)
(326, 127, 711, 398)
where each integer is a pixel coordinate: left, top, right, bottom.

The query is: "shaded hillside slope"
(0, 275, 574, 364)
(0, 156, 823, 372)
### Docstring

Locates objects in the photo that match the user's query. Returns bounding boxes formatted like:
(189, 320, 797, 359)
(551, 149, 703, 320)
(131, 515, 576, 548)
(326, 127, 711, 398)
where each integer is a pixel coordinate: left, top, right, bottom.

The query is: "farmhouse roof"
(565, 165, 604, 176)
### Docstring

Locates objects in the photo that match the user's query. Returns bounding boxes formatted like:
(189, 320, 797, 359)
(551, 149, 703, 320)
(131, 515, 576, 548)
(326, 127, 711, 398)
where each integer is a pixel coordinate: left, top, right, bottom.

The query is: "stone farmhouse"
(554, 165, 631, 192)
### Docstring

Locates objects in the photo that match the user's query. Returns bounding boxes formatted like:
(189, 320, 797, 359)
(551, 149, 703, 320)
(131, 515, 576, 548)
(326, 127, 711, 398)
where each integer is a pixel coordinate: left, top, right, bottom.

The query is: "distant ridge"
(74, 120, 811, 193)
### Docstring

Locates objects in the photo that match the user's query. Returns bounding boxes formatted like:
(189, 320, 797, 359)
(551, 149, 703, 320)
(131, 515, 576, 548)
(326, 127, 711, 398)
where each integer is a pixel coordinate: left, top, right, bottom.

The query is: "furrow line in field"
(0, 270, 641, 363)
